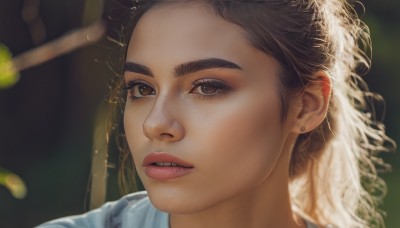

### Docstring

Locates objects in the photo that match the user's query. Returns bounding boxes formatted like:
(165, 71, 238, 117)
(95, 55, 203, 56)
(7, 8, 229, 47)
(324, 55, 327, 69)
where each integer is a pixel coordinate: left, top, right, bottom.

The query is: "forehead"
(127, 2, 253, 65)
(126, 2, 283, 83)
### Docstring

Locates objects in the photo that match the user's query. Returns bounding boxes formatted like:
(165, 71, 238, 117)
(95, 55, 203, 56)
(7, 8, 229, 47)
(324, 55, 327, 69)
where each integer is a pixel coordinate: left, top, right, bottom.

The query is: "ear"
(291, 71, 331, 134)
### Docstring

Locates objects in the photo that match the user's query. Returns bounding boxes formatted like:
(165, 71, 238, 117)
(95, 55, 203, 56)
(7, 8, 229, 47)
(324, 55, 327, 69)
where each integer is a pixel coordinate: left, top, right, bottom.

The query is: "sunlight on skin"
(122, 2, 328, 228)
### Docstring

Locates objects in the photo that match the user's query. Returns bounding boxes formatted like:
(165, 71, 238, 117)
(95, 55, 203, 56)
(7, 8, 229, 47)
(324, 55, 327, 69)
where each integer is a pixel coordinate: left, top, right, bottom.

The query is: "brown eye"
(197, 84, 219, 95)
(190, 79, 232, 97)
(124, 81, 155, 99)
(136, 84, 155, 96)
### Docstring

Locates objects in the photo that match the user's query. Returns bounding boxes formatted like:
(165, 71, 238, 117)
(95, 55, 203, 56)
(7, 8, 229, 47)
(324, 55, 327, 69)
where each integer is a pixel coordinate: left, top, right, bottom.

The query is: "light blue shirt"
(37, 191, 169, 228)
(37, 191, 318, 228)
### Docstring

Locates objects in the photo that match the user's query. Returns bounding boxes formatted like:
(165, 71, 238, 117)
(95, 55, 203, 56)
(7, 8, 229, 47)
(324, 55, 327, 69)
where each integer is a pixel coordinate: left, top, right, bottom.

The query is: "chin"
(146, 187, 208, 214)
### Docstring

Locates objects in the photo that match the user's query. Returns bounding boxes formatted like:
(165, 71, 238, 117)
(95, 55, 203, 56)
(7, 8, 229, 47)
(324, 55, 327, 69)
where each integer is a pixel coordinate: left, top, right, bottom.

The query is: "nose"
(143, 96, 185, 143)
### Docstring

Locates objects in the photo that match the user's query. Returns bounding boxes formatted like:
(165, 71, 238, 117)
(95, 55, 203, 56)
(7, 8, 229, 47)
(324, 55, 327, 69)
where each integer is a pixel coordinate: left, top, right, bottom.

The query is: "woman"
(38, 0, 393, 227)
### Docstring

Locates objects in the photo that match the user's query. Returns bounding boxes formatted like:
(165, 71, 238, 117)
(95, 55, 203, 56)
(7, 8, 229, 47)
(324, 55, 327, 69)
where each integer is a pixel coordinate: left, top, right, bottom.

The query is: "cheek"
(190, 89, 284, 187)
(164, 89, 287, 211)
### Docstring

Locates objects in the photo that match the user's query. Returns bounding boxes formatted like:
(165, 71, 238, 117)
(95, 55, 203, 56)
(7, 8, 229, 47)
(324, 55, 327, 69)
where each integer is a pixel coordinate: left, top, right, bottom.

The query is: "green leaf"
(0, 44, 19, 89)
(0, 168, 27, 199)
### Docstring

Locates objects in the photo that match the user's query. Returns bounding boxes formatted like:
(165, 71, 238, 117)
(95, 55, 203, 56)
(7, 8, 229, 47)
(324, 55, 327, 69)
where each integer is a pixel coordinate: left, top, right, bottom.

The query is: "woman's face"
(124, 2, 298, 213)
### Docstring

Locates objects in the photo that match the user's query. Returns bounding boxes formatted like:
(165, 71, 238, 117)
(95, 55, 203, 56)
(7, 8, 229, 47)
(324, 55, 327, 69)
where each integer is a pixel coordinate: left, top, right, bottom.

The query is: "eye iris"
(200, 85, 218, 94)
(139, 85, 153, 95)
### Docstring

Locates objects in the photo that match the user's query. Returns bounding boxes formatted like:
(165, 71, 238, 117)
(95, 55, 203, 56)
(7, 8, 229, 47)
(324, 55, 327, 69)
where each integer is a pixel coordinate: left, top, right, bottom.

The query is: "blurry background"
(0, 0, 399, 227)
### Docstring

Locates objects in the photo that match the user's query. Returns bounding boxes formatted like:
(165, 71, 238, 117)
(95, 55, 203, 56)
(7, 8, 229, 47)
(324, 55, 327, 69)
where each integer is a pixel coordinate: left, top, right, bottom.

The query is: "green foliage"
(0, 44, 19, 89)
(0, 42, 26, 195)
(0, 168, 27, 199)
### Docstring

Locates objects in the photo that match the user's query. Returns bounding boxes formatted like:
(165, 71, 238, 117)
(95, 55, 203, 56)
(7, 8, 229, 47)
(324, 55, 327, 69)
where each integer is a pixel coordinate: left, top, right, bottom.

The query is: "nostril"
(160, 133, 174, 138)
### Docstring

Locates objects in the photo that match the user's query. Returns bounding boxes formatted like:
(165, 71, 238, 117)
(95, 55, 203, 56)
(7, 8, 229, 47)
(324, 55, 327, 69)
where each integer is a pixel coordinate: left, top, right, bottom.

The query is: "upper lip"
(143, 152, 194, 168)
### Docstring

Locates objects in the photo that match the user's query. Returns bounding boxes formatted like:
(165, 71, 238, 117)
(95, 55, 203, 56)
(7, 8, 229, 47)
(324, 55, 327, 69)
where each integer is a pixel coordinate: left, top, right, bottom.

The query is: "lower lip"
(145, 165, 193, 180)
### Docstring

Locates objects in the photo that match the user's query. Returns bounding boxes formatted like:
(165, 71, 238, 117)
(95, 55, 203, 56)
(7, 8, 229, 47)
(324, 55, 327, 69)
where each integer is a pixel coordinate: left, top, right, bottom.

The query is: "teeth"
(154, 162, 178, 167)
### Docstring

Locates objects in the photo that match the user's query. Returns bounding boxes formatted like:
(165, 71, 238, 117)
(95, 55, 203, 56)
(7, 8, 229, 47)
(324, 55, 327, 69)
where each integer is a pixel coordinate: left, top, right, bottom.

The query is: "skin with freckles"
(123, 2, 329, 228)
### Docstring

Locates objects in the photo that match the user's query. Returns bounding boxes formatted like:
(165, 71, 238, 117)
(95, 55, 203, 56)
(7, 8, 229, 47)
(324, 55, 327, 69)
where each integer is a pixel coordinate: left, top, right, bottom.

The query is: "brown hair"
(107, 0, 395, 227)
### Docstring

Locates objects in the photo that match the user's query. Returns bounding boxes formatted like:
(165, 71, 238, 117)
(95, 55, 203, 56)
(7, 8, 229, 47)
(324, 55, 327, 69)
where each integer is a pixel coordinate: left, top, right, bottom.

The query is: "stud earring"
(300, 127, 306, 132)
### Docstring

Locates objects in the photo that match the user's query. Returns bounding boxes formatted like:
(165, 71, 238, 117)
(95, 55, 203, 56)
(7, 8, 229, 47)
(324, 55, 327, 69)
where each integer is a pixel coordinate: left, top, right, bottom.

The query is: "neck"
(169, 186, 302, 228)
(169, 134, 304, 228)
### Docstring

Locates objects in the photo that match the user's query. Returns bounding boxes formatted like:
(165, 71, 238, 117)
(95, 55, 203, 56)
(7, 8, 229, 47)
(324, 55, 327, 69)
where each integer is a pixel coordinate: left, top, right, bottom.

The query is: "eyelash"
(123, 80, 155, 100)
(190, 79, 233, 99)
(123, 79, 233, 101)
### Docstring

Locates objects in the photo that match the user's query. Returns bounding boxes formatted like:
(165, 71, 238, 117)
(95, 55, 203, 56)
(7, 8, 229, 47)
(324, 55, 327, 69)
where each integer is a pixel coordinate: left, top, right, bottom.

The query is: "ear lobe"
(292, 71, 331, 134)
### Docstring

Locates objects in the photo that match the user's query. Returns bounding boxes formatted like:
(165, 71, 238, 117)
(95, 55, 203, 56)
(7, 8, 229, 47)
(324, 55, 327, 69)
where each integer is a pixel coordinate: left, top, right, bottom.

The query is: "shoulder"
(36, 191, 168, 228)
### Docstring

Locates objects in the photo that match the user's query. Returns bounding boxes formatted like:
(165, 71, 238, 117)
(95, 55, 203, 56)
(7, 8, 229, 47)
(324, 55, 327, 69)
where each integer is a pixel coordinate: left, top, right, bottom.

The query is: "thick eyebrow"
(124, 62, 154, 77)
(175, 58, 242, 77)
(124, 58, 242, 77)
